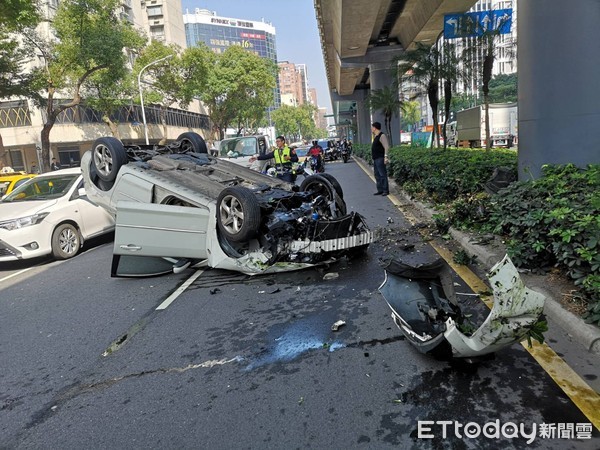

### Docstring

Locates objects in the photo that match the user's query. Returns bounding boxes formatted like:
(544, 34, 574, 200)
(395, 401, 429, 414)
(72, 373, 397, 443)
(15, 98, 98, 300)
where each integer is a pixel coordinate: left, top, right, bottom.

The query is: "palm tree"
(461, 14, 515, 150)
(397, 42, 442, 148)
(439, 42, 460, 150)
(368, 84, 402, 146)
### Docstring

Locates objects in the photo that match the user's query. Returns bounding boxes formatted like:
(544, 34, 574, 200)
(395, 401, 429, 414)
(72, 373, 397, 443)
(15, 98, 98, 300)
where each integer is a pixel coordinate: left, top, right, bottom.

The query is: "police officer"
(250, 136, 298, 182)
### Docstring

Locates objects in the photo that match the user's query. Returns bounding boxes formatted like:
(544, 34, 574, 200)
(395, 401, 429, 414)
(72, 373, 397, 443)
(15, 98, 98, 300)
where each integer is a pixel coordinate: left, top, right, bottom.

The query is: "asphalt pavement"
(1, 156, 598, 448)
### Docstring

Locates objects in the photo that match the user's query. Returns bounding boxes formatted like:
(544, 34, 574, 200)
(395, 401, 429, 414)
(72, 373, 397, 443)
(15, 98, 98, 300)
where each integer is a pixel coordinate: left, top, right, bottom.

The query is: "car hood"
(0, 199, 58, 220)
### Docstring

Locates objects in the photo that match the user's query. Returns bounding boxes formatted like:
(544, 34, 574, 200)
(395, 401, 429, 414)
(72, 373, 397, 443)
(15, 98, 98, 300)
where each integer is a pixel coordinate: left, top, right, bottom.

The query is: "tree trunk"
(385, 113, 393, 146)
(159, 106, 168, 145)
(482, 44, 494, 151)
(427, 80, 439, 149)
(443, 79, 452, 150)
(102, 114, 120, 138)
(0, 133, 7, 168)
(40, 119, 54, 173)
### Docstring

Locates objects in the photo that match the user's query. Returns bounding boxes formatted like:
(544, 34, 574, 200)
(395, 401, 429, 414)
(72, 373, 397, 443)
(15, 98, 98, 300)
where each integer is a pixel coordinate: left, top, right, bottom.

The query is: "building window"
(150, 25, 164, 38)
(8, 150, 25, 171)
(0, 101, 32, 128)
(147, 6, 162, 17)
(58, 148, 81, 168)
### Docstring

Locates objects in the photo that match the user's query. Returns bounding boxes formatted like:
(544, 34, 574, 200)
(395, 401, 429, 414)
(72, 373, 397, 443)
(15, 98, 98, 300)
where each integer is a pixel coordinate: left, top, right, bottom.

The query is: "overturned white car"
(81, 133, 373, 276)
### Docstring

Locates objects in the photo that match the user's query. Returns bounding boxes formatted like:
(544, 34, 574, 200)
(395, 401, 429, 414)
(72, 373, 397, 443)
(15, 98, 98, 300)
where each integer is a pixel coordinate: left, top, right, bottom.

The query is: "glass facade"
(185, 12, 280, 108)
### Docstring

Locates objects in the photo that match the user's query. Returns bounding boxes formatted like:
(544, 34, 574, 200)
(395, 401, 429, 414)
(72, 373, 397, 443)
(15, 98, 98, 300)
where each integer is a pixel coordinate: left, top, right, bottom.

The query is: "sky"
(181, 0, 332, 113)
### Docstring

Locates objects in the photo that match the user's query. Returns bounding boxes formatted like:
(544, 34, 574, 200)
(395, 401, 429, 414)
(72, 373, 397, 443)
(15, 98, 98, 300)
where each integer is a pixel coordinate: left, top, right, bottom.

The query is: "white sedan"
(0, 168, 114, 261)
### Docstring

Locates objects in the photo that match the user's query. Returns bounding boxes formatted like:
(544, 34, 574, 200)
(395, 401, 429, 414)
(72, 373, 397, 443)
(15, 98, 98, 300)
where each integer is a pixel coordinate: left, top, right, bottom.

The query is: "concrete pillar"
(356, 97, 372, 146)
(518, 0, 600, 179)
(368, 62, 401, 146)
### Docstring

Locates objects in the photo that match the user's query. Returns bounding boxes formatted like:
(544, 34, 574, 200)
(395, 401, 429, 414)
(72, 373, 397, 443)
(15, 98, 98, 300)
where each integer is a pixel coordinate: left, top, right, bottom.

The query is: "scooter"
(378, 254, 546, 360)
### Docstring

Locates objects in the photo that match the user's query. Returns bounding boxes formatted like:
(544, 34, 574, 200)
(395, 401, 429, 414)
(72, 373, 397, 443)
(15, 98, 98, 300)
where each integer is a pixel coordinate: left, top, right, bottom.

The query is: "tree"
(368, 85, 402, 146)
(25, 0, 143, 171)
(85, 39, 146, 138)
(200, 45, 277, 139)
(84, 71, 137, 139)
(486, 73, 517, 103)
(462, 14, 515, 150)
(400, 100, 420, 132)
(439, 41, 460, 150)
(0, 0, 41, 166)
(271, 104, 301, 141)
(133, 40, 210, 144)
(397, 42, 442, 148)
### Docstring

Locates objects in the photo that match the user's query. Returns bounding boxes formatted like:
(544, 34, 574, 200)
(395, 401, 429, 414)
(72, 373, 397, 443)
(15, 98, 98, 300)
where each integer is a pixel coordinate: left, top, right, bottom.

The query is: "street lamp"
(137, 54, 173, 145)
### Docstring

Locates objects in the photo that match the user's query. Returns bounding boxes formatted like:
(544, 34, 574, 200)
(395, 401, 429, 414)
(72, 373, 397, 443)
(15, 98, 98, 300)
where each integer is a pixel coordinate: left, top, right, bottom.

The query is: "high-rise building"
(278, 61, 304, 107)
(141, 0, 187, 48)
(1, 1, 207, 172)
(183, 8, 280, 108)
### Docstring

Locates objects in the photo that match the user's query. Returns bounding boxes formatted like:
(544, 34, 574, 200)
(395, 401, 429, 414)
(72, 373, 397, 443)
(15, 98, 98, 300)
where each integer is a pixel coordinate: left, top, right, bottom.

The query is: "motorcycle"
(341, 146, 349, 163)
(378, 254, 546, 360)
(309, 154, 324, 173)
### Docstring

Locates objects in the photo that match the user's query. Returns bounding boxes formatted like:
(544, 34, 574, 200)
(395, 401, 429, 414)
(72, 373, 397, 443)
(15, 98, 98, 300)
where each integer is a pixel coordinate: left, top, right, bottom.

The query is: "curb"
(393, 189, 600, 356)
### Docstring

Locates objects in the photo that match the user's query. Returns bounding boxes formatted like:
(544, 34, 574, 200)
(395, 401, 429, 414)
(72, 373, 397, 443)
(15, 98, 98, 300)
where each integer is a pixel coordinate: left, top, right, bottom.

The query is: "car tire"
(300, 174, 347, 217)
(176, 132, 208, 154)
(51, 223, 81, 260)
(217, 186, 261, 242)
(91, 137, 128, 183)
(319, 173, 344, 199)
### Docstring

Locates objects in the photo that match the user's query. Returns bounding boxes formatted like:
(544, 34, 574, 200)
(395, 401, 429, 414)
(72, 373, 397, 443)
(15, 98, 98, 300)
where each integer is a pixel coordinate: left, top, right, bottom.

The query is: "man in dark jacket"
(371, 122, 390, 196)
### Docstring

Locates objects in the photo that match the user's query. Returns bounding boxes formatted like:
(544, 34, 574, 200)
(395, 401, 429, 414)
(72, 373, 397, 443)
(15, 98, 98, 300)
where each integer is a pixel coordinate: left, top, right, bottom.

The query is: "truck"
(447, 103, 518, 148)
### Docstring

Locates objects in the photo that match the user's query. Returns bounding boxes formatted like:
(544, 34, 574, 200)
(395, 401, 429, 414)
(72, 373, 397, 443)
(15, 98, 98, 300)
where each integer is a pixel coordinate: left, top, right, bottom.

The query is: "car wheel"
(217, 186, 261, 242)
(319, 173, 344, 199)
(51, 223, 81, 260)
(300, 175, 347, 217)
(176, 132, 208, 154)
(91, 137, 128, 182)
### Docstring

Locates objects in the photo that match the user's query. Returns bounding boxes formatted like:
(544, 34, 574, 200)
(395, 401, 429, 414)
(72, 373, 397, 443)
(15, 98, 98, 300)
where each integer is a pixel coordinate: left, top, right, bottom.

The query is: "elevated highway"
(314, 0, 477, 144)
(314, 0, 600, 179)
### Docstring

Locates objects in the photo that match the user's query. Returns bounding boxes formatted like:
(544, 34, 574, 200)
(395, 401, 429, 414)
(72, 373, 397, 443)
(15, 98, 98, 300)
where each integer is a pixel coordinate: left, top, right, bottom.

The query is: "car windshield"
(1, 174, 78, 202)
(220, 137, 257, 157)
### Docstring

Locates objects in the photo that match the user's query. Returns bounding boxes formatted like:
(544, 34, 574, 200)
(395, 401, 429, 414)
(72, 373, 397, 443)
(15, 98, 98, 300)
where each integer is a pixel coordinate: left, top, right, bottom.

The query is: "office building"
(184, 8, 280, 108)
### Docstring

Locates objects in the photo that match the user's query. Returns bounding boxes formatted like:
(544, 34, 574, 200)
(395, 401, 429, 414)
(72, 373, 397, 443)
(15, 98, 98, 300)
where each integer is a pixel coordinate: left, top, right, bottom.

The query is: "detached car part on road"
(81, 133, 373, 276)
(379, 254, 546, 359)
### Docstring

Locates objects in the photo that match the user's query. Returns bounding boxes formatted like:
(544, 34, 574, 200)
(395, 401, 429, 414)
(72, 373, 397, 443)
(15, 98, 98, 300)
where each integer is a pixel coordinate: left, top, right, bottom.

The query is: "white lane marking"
(156, 269, 204, 310)
(0, 267, 33, 284)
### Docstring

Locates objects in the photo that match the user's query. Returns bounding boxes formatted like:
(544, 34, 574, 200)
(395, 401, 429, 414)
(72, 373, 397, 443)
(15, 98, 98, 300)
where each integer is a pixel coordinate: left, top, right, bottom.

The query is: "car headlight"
(0, 212, 49, 231)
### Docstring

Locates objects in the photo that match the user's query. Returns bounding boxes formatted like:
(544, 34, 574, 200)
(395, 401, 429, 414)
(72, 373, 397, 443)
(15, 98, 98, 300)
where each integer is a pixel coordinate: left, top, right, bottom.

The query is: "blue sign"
(444, 9, 512, 39)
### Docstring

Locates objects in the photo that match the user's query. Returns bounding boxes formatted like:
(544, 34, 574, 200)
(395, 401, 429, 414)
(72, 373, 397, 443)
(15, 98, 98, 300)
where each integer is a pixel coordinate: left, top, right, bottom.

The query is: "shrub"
(487, 164, 600, 316)
(377, 144, 599, 317)
(388, 146, 517, 202)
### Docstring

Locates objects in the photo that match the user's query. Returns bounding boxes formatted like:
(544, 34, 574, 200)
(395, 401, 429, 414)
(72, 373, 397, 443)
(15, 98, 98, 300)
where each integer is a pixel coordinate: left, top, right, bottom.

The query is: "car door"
(72, 179, 114, 237)
(112, 201, 211, 276)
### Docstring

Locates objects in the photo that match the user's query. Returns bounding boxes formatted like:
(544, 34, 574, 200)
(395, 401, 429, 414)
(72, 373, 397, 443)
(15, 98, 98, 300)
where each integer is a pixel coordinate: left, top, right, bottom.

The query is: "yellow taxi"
(0, 172, 37, 197)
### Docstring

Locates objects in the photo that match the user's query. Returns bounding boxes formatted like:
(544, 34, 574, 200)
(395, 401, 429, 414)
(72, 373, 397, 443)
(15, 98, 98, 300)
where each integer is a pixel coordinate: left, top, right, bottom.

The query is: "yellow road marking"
(356, 157, 600, 429)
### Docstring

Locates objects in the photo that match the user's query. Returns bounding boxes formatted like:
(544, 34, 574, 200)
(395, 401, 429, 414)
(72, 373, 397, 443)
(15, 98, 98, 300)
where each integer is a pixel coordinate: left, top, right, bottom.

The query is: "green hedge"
(355, 144, 599, 320)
